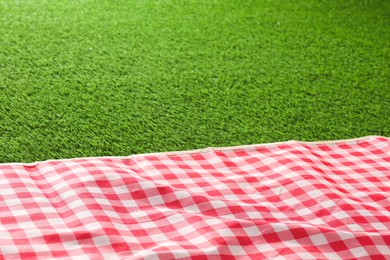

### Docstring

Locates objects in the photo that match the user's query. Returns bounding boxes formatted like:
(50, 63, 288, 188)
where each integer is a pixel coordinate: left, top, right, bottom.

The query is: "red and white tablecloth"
(0, 136, 389, 259)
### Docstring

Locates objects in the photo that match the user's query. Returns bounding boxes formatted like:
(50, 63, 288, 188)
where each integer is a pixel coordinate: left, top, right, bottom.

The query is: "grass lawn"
(0, 0, 389, 163)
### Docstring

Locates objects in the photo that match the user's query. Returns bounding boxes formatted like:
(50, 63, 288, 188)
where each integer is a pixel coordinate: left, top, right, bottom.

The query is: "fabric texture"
(0, 136, 389, 259)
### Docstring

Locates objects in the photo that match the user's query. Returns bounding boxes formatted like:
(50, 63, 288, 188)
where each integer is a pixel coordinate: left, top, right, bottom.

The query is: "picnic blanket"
(0, 136, 389, 259)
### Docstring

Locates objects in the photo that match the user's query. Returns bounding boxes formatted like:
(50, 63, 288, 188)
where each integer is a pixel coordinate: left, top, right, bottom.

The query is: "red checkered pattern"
(0, 136, 389, 259)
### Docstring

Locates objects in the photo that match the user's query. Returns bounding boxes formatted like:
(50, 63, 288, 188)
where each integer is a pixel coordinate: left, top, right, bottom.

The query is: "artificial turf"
(0, 0, 389, 163)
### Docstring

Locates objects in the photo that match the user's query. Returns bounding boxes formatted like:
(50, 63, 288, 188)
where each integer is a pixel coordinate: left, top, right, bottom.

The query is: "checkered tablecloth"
(0, 136, 389, 259)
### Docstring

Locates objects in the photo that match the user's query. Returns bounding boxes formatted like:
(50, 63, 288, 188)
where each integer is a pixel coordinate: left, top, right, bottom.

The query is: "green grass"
(0, 0, 389, 162)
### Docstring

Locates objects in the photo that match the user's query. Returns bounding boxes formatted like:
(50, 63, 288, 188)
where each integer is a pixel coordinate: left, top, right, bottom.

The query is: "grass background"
(0, 0, 389, 163)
